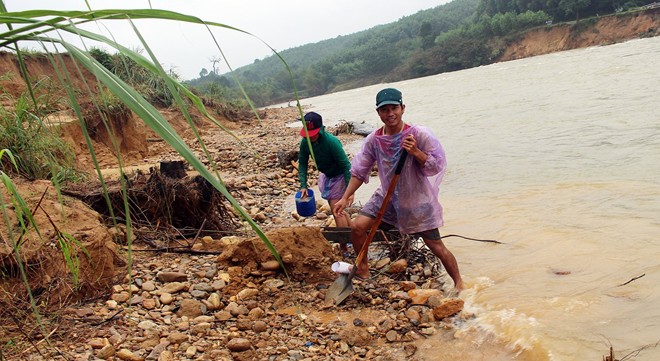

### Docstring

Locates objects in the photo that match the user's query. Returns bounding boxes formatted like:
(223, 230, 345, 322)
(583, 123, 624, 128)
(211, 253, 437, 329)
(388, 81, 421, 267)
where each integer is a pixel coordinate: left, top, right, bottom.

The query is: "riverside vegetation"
(187, 0, 660, 107)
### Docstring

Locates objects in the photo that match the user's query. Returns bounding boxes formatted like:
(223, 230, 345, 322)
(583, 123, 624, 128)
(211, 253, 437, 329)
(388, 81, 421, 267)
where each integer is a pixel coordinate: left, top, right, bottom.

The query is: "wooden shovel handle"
(354, 150, 408, 268)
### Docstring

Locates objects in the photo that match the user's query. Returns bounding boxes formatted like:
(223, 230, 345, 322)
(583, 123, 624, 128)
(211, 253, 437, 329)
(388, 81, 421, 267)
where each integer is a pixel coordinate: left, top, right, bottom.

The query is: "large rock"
(348, 120, 377, 136)
(432, 298, 465, 320)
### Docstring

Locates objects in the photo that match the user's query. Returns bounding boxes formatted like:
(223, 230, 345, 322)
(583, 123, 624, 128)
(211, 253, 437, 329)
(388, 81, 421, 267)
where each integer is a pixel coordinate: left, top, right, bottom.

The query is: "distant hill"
(185, 0, 660, 107)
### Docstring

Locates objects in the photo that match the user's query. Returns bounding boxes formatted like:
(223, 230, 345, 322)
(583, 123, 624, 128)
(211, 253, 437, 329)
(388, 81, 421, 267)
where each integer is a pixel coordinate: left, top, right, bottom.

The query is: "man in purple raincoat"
(333, 88, 464, 292)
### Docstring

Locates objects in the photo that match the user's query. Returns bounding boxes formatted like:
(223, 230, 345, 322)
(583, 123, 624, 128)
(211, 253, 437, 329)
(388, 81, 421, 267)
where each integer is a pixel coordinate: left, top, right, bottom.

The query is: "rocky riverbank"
(2, 106, 468, 361)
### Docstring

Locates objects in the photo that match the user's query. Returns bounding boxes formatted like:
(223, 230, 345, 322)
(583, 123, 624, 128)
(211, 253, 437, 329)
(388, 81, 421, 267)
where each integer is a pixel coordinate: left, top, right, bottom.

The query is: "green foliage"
(96, 87, 130, 116)
(89, 46, 113, 70)
(109, 51, 175, 107)
(559, 0, 592, 21)
(89, 46, 179, 107)
(476, 0, 657, 21)
(57, 231, 91, 288)
(420, 21, 435, 49)
(187, 0, 481, 105)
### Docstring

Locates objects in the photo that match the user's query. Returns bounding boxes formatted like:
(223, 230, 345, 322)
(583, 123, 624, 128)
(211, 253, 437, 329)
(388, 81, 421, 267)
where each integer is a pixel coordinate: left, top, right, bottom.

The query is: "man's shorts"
(358, 211, 441, 240)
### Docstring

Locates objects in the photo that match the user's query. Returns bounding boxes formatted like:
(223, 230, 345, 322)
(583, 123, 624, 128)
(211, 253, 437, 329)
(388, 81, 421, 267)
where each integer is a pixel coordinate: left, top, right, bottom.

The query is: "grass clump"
(0, 88, 82, 184)
(90, 47, 177, 107)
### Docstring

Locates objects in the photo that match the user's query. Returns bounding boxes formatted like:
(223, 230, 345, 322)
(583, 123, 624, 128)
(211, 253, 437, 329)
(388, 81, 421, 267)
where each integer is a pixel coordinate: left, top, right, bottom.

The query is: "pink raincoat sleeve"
(351, 125, 446, 234)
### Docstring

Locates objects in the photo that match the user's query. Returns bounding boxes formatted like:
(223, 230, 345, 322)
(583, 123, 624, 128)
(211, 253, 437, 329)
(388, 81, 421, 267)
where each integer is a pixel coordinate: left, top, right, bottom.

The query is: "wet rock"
(375, 257, 391, 269)
(420, 327, 435, 335)
(157, 271, 188, 282)
(161, 282, 187, 294)
(405, 308, 421, 325)
(116, 348, 141, 360)
(177, 299, 205, 318)
(166, 332, 189, 344)
(89, 338, 107, 349)
(106, 300, 119, 309)
(190, 322, 211, 334)
(185, 346, 197, 357)
(141, 280, 156, 291)
(226, 338, 252, 352)
(142, 298, 157, 310)
(427, 293, 445, 308)
(260, 260, 280, 271)
(128, 295, 143, 306)
(97, 344, 116, 359)
(157, 350, 174, 361)
(247, 307, 265, 320)
(263, 278, 285, 289)
(207, 292, 222, 310)
(211, 279, 227, 290)
(194, 282, 214, 292)
(252, 320, 268, 332)
(385, 330, 398, 342)
(399, 281, 416, 291)
(236, 288, 259, 300)
(193, 315, 215, 323)
(408, 288, 442, 305)
(138, 320, 160, 331)
(339, 328, 372, 347)
(404, 343, 417, 357)
(432, 298, 464, 320)
(225, 302, 249, 316)
(112, 292, 130, 303)
(145, 341, 169, 360)
(214, 310, 232, 321)
(159, 293, 174, 305)
(387, 259, 408, 273)
(190, 289, 208, 298)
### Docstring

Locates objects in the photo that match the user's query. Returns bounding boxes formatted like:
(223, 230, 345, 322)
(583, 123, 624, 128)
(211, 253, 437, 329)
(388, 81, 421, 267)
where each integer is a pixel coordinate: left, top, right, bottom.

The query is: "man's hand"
(299, 188, 308, 198)
(333, 198, 347, 218)
(403, 133, 427, 165)
(402, 134, 418, 154)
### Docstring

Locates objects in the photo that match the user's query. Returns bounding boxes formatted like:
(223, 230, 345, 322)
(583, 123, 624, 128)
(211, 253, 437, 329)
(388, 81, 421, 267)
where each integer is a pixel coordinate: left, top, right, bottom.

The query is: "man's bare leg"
(329, 199, 351, 228)
(422, 237, 464, 291)
(350, 214, 374, 279)
(329, 199, 352, 252)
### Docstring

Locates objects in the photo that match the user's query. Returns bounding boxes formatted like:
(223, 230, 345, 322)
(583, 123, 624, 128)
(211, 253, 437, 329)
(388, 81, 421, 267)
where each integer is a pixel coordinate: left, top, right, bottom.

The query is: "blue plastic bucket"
(295, 189, 316, 217)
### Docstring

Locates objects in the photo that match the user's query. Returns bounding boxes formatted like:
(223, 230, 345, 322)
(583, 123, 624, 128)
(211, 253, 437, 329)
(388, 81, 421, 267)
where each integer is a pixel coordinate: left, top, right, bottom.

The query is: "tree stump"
(160, 160, 187, 178)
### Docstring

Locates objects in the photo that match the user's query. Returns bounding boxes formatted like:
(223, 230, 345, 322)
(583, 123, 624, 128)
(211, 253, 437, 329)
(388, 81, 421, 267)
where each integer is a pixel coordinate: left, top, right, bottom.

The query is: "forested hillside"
(186, 0, 659, 107)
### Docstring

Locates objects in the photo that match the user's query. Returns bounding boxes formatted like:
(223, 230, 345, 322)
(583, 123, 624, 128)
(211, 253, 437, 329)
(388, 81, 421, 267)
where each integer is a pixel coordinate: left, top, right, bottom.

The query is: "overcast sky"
(9, 0, 451, 80)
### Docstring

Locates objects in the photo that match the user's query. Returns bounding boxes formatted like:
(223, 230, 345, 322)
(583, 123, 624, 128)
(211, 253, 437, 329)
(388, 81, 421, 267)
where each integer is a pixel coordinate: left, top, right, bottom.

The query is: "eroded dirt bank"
(498, 7, 660, 61)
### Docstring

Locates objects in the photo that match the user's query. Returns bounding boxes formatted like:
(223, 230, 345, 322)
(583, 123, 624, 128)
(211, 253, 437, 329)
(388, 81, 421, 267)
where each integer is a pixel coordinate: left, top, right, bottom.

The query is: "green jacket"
(298, 127, 351, 189)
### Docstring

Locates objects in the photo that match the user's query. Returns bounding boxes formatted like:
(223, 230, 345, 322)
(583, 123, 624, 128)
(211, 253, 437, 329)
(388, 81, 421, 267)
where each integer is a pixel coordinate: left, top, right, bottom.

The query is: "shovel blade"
(325, 273, 354, 305)
(333, 282, 356, 305)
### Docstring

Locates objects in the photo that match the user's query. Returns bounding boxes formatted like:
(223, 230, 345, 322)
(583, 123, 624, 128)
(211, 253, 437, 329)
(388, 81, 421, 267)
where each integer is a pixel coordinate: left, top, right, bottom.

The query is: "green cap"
(376, 88, 403, 109)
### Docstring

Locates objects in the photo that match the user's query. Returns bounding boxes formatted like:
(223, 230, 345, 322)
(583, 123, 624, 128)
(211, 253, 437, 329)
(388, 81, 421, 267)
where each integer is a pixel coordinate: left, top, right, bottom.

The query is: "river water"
(288, 36, 660, 360)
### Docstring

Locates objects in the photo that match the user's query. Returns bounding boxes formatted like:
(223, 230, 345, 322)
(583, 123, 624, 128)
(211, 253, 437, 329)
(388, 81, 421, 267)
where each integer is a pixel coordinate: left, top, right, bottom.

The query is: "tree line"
(186, 0, 656, 108)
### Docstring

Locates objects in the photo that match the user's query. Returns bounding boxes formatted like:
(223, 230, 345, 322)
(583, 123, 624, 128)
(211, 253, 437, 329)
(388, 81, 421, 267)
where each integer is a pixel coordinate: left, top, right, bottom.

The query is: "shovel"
(325, 149, 408, 306)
